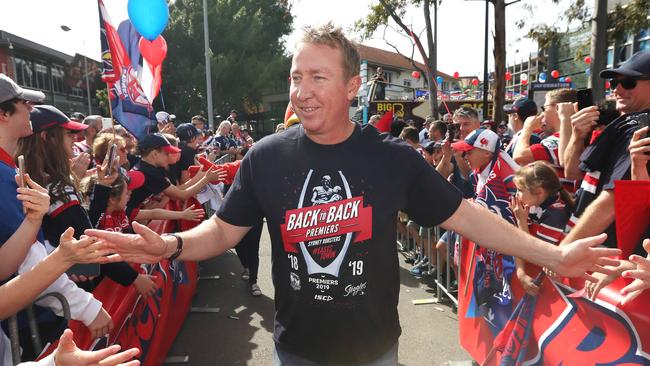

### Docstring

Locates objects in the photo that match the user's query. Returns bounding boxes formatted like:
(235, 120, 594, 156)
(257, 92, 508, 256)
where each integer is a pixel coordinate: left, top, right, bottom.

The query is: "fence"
(397, 223, 459, 308)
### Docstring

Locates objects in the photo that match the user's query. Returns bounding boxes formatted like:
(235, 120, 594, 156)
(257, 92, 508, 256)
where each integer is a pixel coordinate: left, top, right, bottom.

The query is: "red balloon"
(471, 78, 479, 86)
(505, 71, 512, 81)
(605, 80, 611, 89)
(411, 71, 420, 79)
(551, 70, 560, 79)
(521, 79, 528, 85)
(139, 35, 168, 67)
(584, 56, 592, 65)
(565, 76, 572, 83)
(453, 71, 460, 79)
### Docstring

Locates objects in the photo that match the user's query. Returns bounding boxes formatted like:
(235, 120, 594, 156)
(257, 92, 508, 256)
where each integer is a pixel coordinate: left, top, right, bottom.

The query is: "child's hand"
(15, 173, 50, 223)
(206, 166, 227, 182)
(181, 204, 205, 221)
(56, 227, 113, 265)
(133, 274, 158, 298)
(96, 156, 120, 187)
(517, 273, 540, 296)
(509, 196, 528, 225)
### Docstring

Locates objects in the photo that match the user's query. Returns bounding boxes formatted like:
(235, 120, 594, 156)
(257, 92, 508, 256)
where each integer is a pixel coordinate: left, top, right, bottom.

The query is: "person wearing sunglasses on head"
(560, 50, 650, 302)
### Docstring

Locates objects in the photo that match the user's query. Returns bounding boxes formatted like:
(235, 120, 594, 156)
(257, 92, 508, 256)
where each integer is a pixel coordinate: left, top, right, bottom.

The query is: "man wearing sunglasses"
(559, 51, 650, 295)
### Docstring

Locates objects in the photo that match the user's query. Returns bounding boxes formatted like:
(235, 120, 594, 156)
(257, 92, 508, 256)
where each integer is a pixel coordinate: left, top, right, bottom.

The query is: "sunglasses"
(609, 77, 650, 90)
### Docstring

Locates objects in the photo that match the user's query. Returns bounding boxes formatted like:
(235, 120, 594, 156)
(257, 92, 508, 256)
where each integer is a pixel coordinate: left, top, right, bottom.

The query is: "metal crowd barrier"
(398, 225, 459, 308)
(9, 292, 71, 365)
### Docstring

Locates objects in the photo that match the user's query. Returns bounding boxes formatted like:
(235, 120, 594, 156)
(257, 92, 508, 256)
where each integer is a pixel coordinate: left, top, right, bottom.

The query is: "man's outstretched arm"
(440, 199, 620, 281)
(86, 216, 251, 264)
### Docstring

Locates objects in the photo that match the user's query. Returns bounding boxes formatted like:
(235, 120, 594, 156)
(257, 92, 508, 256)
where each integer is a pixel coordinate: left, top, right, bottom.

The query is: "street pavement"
(168, 223, 472, 365)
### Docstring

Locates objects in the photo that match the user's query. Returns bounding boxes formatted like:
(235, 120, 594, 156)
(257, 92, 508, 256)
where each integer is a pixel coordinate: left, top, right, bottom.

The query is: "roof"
(357, 44, 452, 79)
(0, 30, 74, 62)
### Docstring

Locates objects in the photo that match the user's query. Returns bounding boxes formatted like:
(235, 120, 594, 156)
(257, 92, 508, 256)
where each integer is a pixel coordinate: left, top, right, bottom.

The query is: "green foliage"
(354, 0, 410, 39)
(608, 0, 650, 43)
(96, 87, 109, 116)
(527, 24, 561, 54)
(163, 0, 293, 121)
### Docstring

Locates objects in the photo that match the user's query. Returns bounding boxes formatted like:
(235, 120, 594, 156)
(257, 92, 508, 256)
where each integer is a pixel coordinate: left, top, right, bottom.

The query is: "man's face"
(290, 43, 361, 138)
(612, 77, 650, 114)
(2, 100, 33, 138)
(464, 148, 492, 171)
(193, 122, 205, 131)
(454, 116, 480, 140)
(542, 95, 560, 135)
(377, 67, 383, 74)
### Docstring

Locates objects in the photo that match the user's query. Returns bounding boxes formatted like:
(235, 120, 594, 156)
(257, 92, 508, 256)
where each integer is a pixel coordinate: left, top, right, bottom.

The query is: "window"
(34, 62, 49, 90)
(12, 57, 34, 88)
(606, 48, 614, 67)
(640, 40, 650, 52)
(617, 44, 632, 63)
(71, 87, 84, 98)
(52, 65, 65, 93)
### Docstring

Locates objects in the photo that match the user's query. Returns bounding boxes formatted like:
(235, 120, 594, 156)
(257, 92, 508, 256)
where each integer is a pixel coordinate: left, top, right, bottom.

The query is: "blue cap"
(176, 123, 202, 141)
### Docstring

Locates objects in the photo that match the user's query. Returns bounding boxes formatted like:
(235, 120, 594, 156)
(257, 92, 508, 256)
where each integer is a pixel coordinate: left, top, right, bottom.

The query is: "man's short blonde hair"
(546, 88, 577, 104)
(299, 22, 360, 81)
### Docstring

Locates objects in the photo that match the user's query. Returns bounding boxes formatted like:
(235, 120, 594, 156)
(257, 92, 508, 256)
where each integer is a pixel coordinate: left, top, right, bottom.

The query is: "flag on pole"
(98, 0, 159, 140)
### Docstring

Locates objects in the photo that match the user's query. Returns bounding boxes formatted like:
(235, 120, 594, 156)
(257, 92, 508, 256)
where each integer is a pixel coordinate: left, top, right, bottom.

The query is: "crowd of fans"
(0, 46, 649, 365)
(388, 50, 650, 305)
(0, 72, 263, 364)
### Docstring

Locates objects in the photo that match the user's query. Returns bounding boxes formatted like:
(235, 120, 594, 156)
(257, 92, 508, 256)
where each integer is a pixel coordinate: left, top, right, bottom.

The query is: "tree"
(355, 0, 441, 118)
(521, 0, 650, 100)
(162, 0, 293, 122)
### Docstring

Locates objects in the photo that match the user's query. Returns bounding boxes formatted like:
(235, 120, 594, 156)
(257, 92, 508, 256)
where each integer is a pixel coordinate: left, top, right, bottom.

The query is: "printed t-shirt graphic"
(281, 170, 372, 298)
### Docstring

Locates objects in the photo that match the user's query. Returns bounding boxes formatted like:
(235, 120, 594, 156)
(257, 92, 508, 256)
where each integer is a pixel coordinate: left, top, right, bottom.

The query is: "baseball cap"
(155, 111, 170, 123)
(422, 140, 443, 155)
(503, 98, 538, 120)
(176, 123, 202, 141)
(451, 127, 499, 152)
(0, 74, 45, 104)
(139, 133, 181, 154)
(125, 170, 145, 190)
(30, 105, 88, 133)
(230, 109, 238, 115)
(600, 50, 650, 78)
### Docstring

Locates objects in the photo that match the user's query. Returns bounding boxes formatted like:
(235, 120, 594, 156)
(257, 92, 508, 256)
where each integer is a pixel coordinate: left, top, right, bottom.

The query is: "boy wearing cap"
(127, 133, 224, 214)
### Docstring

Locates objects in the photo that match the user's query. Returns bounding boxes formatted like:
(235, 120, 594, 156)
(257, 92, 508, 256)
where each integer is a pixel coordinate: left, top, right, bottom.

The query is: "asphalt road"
(168, 223, 472, 365)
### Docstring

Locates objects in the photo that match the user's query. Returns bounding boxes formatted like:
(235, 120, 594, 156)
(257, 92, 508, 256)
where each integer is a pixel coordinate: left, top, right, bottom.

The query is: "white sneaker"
(241, 269, 250, 280)
(251, 283, 262, 297)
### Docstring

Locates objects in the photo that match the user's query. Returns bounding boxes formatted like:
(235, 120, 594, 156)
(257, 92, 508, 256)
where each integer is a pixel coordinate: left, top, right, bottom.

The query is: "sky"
(0, 0, 579, 79)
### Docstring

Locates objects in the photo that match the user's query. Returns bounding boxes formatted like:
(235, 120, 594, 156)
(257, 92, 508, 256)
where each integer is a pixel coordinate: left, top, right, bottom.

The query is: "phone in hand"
(17, 155, 26, 213)
(105, 144, 117, 177)
(638, 113, 649, 138)
(67, 263, 101, 278)
(576, 88, 594, 110)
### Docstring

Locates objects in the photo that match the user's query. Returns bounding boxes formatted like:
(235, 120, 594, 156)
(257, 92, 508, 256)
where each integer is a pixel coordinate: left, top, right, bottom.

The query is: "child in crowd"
(509, 161, 574, 295)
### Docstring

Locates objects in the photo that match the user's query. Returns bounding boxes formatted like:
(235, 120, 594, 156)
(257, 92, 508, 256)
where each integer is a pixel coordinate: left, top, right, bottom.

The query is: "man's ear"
(347, 75, 362, 101)
(40, 131, 47, 141)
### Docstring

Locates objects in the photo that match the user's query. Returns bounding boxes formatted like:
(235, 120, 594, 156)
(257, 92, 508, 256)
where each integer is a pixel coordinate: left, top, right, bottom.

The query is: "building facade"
(0, 30, 102, 116)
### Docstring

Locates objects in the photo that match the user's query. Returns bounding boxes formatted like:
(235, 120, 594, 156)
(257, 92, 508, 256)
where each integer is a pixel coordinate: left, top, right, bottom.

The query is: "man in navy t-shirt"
(88, 24, 622, 365)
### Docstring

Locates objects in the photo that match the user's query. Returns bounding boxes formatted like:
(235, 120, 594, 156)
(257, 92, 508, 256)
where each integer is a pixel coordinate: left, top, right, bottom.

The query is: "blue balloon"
(436, 76, 444, 84)
(128, 0, 169, 41)
(538, 72, 547, 83)
(559, 77, 565, 82)
(585, 68, 591, 76)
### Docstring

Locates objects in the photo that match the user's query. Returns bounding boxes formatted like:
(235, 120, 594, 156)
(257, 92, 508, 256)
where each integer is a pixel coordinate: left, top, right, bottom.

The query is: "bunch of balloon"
(505, 71, 512, 81)
(521, 73, 529, 85)
(436, 76, 444, 85)
(453, 71, 460, 79)
(129, 0, 170, 101)
(551, 70, 560, 79)
(412, 71, 421, 79)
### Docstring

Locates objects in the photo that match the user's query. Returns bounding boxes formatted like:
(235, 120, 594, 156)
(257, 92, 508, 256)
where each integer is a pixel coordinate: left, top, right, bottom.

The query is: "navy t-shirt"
(217, 123, 462, 363)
